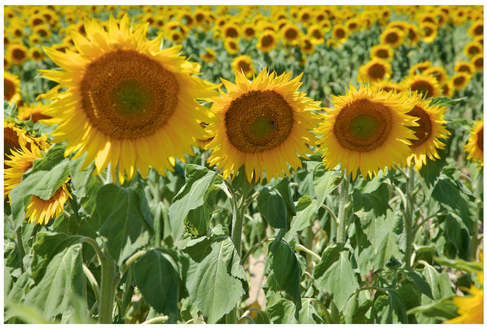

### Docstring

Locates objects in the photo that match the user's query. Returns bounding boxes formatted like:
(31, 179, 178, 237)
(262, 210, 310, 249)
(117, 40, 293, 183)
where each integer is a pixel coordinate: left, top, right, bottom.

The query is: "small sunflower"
(242, 24, 256, 40)
(451, 72, 472, 91)
(370, 44, 394, 62)
(205, 68, 321, 183)
(37, 15, 218, 184)
(222, 23, 241, 39)
(224, 37, 239, 55)
(441, 80, 455, 97)
(380, 27, 406, 49)
(298, 8, 314, 26)
(405, 23, 421, 45)
(464, 41, 483, 58)
(256, 30, 279, 53)
(34, 25, 51, 40)
(423, 66, 449, 86)
(315, 84, 418, 180)
(231, 55, 256, 79)
(464, 120, 483, 167)
(281, 23, 301, 46)
(468, 20, 484, 39)
(28, 46, 45, 61)
(321, 19, 332, 33)
(167, 29, 183, 44)
(4, 120, 49, 165)
(345, 18, 360, 34)
(28, 14, 46, 28)
(409, 61, 433, 76)
(17, 103, 52, 123)
(371, 80, 405, 94)
(300, 36, 315, 55)
(402, 75, 441, 99)
(201, 48, 217, 63)
(306, 24, 325, 45)
(404, 96, 451, 169)
(7, 43, 29, 66)
(357, 58, 392, 84)
(471, 54, 483, 72)
(331, 25, 349, 43)
(4, 71, 22, 104)
(454, 61, 475, 76)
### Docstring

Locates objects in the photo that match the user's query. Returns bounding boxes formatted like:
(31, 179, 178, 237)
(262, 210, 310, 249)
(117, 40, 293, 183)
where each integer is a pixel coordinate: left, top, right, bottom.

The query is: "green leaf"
(183, 236, 246, 324)
(257, 187, 288, 229)
(405, 271, 434, 299)
(407, 295, 459, 321)
(133, 249, 179, 317)
(267, 298, 298, 324)
(421, 263, 454, 301)
(359, 209, 395, 253)
(373, 231, 404, 269)
(431, 177, 471, 223)
(313, 164, 342, 210)
(29, 144, 66, 174)
(284, 196, 317, 241)
(169, 165, 217, 241)
(353, 183, 391, 218)
(68, 153, 96, 199)
(321, 251, 359, 312)
(4, 297, 57, 324)
(186, 181, 220, 237)
(313, 243, 345, 280)
(418, 147, 447, 189)
(299, 299, 323, 324)
(428, 96, 466, 108)
(23, 233, 84, 319)
(372, 291, 408, 324)
(433, 257, 483, 273)
(7, 271, 30, 303)
(273, 177, 297, 217)
(97, 184, 153, 265)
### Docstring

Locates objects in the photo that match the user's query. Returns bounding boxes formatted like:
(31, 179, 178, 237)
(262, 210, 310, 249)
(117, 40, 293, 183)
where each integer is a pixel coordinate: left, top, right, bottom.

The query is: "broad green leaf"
(421, 263, 454, 302)
(299, 299, 323, 324)
(169, 165, 217, 241)
(4, 297, 57, 324)
(372, 290, 408, 324)
(321, 251, 359, 312)
(313, 243, 345, 280)
(257, 187, 288, 229)
(431, 176, 471, 224)
(442, 213, 470, 255)
(184, 236, 246, 324)
(133, 249, 179, 317)
(97, 184, 153, 265)
(7, 271, 30, 302)
(428, 96, 466, 108)
(405, 271, 434, 299)
(29, 144, 66, 174)
(313, 164, 342, 210)
(353, 183, 391, 218)
(433, 257, 483, 273)
(397, 284, 422, 323)
(284, 196, 317, 241)
(273, 177, 297, 218)
(407, 295, 459, 321)
(359, 209, 395, 253)
(418, 147, 447, 189)
(186, 182, 220, 237)
(68, 153, 96, 199)
(269, 238, 302, 311)
(23, 235, 84, 319)
(267, 298, 298, 324)
(373, 230, 404, 269)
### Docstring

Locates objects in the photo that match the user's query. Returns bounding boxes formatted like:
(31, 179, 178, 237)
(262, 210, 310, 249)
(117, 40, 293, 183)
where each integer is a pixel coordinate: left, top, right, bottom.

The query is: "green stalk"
(337, 173, 350, 244)
(471, 171, 483, 260)
(153, 174, 162, 248)
(16, 227, 25, 273)
(98, 251, 117, 324)
(405, 167, 415, 270)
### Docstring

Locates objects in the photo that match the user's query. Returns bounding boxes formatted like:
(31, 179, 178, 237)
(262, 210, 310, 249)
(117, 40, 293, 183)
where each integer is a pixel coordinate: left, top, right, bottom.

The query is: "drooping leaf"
(405, 271, 434, 299)
(284, 196, 317, 241)
(273, 177, 297, 218)
(373, 231, 404, 269)
(257, 187, 288, 229)
(313, 243, 345, 280)
(431, 176, 472, 225)
(359, 209, 395, 253)
(68, 153, 96, 200)
(433, 256, 483, 273)
(267, 298, 298, 324)
(407, 295, 459, 321)
(372, 290, 408, 324)
(313, 164, 342, 210)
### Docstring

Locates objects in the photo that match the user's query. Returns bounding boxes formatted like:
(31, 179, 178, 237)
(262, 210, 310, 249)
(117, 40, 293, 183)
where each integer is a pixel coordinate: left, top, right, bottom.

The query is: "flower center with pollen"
(406, 105, 432, 147)
(225, 90, 294, 153)
(334, 99, 392, 152)
(369, 63, 385, 79)
(81, 49, 179, 139)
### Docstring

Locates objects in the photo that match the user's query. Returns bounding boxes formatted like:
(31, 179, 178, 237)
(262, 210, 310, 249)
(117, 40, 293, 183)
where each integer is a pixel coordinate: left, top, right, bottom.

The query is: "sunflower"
(405, 23, 421, 45)
(422, 66, 449, 86)
(370, 44, 394, 62)
(281, 23, 301, 46)
(454, 61, 475, 76)
(28, 46, 45, 61)
(7, 43, 29, 66)
(468, 20, 484, 39)
(205, 68, 321, 183)
(464, 120, 483, 167)
(256, 30, 278, 53)
(371, 80, 405, 94)
(321, 19, 332, 33)
(409, 61, 433, 76)
(242, 24, 256, 40)
(441, 80, 455, 97)
(357, 58, 392, 84)
(404, 96, 450, 169)
(167, 29, 183, 43)
(201, 48, 217, 63)
(8, 21, 24, 39)
(34, 25, 51, 40)
(474, 35, 483, 46)
(380, 27, 406, 49)
(420, 22, 438, 43)
(231, 55, 256, 79)
(332, 25, 349, 43)
(306, 24, 325, 45)
(37, 15, 218, 184)
(451, 72, 472, 91)
(224, 37, 239, 55)
(403, 74, 441, 99)
(222, 23, 241, 39)
(298, 8, 314, 26)
(345, 18, 360, 34)
(4, 120, 49, 166)
(4, 71, 22, 104)
(464, 41, 483, 58)
(17, 103, 52, 123)
(471, 54, 483, 72)
(28, 13, 46, 28)
(299, 36, 315, 55)
(315, 84, 418, 180)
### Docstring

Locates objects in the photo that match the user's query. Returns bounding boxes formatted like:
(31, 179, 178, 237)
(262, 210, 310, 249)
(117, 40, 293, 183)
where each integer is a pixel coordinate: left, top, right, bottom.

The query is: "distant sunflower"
(380, 27, 406, 49)
(7, 43, 29, 66)
(315, 84, 418, 180)
(345, 18, 360, 34)
(167, 29, 183, 43)
(4, 71, 22, 104)
(332, 25, 348, 43)
(201, 48, 217, 63)
(298, 8, 314, 26)
(34, 25, 51, 40)
(468, 20, 484, 39)
(405, 23, 420, 45)
(423, 66, 449, 86)
(321, 19, 332, 33)
(464, 120, 483, 168)
(409, 61, 433, 76)
(403, 75, 441, 99)
(242, 24, 256, 40)
(370, 44, 394, 62)
(205, 68, 321, 183)
(357, 58, 392, 84)
(306, 24, 325, 45)
(441, 80, 455, 97)
(404, 96, 450, 169)
(222, 23, 241, 39)
(451, 72, 472, 91)
(300, 36, 315, 55)
(224, 37, 239, 54)
(256, 30, 278, 53)
(28, 46, 45, 61)
(17, 103, 51, 123)
(371, 80, 404, 94)
(471, 54, 483, 72)
(465, 41, 483, 58)
(281, 23, 301, 46)
(37, 15, 218, 184)
(231, 55, 256, 79)
(454, 61, 475, 76)
(28, 14, 46, 28)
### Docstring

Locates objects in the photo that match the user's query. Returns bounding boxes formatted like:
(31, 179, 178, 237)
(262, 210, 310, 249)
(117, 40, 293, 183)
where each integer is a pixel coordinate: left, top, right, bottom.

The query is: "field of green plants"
(4, 5, 484, 324)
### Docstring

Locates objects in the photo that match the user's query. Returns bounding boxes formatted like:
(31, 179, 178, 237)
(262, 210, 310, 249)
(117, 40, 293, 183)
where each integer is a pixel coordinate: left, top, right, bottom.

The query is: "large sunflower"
(404, 96, 451, 169)
(37, 15, 218, 184)
(464, 120, 483, 167)
(315, 84, 418, 180)
(402, 75, 441, 99)
(4, 71, 22, 104)
(205, 68, 321, 183)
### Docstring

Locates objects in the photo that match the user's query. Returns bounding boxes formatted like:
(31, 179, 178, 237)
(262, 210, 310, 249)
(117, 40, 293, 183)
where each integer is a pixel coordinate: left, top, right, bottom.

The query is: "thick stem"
(232, 206, 245, 261)
(98, 251, 117, 324)
(337, 174, 350, 244)
(405, 167, 415, 270)
(16, 227, 25, 273)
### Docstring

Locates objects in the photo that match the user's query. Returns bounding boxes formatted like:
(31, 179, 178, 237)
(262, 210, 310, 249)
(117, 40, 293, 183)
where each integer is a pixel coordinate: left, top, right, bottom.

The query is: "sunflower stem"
(98, 248, 118, 324)
(405, 167, 415, 271)
(16, 227, 25, 273)
(337, 173, 351, 244)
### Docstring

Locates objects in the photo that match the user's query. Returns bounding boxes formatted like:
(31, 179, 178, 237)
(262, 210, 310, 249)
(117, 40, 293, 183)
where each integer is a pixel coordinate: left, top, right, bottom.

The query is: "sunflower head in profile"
(231, 55, 256, 79)
(403, 95, 451, 170)
(315, 84, 419, 180)
(464, 120, 483, 168)
(471, 54, 483, 72)
(256, 30, 279, 54)
(300, 36, 315, 55)
(205, 68, 321, 183)
(37, 15, 218, 184)
(4, 120, 49, 166)
(409, 61, 433, 76)
(451, 72, 472, 91)
(332, 25, 349, 43)
(357, 58, 392, 84)
(423, 66, 449, 86)
(402, 74, 441, 99)
(17, 103, 52, 123)
(454, 61, 475, 76)
(7, 43, 29, 66)
(4, 71, 22, 104)
(380, 27, 406, 49)
(370, 44, 394, 62)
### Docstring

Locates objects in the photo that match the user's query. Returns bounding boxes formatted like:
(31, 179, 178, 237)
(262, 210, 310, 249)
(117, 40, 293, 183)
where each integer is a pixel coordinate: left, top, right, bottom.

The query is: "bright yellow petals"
(370, 44, 394, 62)
(300, 36, 315, 55)
(37, 15, 218, 184)
(444, 282, 483, 324)
(306, 24, 325, 45)
(201, 48, 217, 63)
(409, 61, 433, 76)
(28, 46, 45, 61)
(465, 41, 483, 59)
(464, 120, 483, 168)
(4, 120, 49, 165)
(4, 71, 22, 104)
(371, 80, 405, 94)
(280, 23, 301, 46)
(357, 58, 392, 84)
(422, 66, 449, 86)
(256, 30, 279, 53)
(315, 84, 419, 180)
(402, 75, 441, 99)
(242, 24, 256, 40)
(468, 20, 484, 39)
(17, 103, 52, 123)
(471, 54, 483, 72)
(454, 61, 476, 76)
(420, 22, 438, 43)
(231, 55, 256, 79)
(380, 27, 406, 49)
(7, 43, 29, 66)
(205, 68, 321, 183)
(224, 37, 240, 55)
(332, 25, 349, 43)
(25, 182, 72, 225)
(451, 72, 472, 91)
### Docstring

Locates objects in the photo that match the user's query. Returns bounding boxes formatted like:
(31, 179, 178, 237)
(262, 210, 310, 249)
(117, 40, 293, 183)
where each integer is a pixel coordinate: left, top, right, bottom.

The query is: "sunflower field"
(3, 4, 484, 325)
